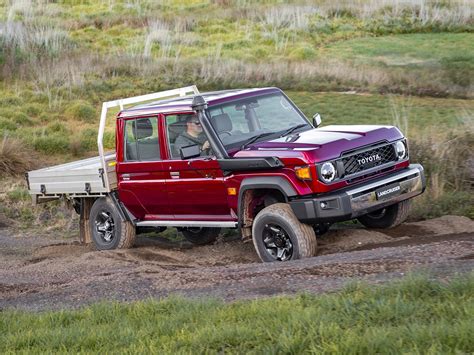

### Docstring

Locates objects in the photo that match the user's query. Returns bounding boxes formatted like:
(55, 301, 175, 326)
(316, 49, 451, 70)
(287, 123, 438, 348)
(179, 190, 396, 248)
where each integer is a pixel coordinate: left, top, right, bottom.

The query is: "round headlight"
(320, 162, 336, 183)
(395, 141, 407, 160)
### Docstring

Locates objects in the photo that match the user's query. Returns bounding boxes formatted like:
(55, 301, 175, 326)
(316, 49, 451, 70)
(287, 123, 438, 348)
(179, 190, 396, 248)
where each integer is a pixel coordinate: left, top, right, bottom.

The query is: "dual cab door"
(116, 114, 231, 222)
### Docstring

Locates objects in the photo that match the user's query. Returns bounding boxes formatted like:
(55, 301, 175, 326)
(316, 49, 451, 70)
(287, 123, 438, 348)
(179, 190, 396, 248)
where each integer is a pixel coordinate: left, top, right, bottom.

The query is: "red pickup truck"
(27, 86, 425, 262)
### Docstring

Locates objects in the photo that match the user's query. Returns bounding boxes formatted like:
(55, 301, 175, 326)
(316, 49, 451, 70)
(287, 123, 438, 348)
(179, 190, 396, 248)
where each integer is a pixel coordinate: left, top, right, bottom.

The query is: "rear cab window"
(124, 117, 160, 161)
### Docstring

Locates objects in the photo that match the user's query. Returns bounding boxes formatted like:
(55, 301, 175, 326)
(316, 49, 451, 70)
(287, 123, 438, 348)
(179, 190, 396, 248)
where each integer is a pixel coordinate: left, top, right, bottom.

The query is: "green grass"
(1, 274, 473, 353)
(323, 33, 474, 67)
(289, 91, 473, 136)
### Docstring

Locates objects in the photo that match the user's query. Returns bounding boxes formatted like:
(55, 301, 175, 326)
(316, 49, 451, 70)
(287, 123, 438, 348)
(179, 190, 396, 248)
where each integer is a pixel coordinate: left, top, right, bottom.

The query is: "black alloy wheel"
(262, 223, 293, 261)
(95, 211, 116, 244)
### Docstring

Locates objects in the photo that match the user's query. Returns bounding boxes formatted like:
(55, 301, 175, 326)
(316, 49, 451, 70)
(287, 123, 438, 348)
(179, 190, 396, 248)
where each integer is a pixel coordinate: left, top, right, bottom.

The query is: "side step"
(136, 221, 237, 228)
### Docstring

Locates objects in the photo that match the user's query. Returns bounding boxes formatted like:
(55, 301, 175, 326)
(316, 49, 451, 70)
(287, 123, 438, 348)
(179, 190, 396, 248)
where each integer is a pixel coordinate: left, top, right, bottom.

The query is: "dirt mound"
(100, 239, 259, 267)
(27, 237, 259, 269)
(318, 228, 398, 255)
(32, 243, 87, 260)
(407, 215, 474, 235)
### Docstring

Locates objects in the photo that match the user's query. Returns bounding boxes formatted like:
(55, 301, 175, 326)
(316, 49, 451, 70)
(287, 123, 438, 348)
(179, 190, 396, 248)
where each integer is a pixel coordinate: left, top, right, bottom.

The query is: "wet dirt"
(0, 215, 473, 311)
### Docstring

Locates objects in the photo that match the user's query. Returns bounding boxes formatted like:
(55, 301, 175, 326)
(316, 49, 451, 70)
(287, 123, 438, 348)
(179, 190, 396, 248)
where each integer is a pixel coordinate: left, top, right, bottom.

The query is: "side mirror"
(180, 144, 201, 160)
(313, 113, 322, 128)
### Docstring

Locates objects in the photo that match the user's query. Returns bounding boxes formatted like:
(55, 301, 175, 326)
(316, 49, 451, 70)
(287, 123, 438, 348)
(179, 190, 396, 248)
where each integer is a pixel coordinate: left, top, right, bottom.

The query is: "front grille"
(340, 143, 397, 176)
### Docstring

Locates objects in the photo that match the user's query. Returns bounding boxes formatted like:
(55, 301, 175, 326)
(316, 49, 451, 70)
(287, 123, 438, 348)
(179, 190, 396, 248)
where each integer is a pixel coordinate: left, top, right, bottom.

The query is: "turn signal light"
(227, 188, 237, 196)
(295, 166, 312, 180)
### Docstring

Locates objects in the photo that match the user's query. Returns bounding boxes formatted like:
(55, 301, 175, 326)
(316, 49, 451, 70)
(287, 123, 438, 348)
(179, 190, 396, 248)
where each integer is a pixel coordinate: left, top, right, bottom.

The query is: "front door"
(116, 116, 170, 220)
(164, 114, 232, 221)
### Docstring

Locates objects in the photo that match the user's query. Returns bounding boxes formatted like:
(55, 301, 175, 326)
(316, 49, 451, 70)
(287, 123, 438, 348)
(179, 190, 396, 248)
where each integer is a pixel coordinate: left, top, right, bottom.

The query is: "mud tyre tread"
(358, 200, 411, 229)
(252, 203, 317, 262)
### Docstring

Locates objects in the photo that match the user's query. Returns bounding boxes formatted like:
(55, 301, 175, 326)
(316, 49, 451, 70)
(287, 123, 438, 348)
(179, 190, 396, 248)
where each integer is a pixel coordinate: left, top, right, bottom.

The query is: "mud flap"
(79, 198, 94, 244)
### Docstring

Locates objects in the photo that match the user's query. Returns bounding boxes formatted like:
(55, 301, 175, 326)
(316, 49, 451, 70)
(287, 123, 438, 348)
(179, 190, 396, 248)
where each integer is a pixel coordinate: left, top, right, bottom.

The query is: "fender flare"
(237, 176, 298, 228)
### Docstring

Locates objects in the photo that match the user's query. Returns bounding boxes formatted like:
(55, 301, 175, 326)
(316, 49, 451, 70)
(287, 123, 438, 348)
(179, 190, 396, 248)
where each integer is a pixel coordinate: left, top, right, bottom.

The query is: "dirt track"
(0, 215, 473, 311)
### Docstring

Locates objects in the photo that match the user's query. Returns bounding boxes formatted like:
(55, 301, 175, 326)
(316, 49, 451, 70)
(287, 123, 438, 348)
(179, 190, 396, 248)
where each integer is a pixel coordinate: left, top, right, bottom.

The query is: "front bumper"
(290, 164, 426, 224)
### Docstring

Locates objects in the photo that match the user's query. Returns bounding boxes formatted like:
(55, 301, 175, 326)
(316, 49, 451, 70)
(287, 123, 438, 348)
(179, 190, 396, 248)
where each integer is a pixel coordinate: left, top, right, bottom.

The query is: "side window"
(167, 113, 208, 159)
(124, 117, 160, 161)
(166, 114, 187, 159)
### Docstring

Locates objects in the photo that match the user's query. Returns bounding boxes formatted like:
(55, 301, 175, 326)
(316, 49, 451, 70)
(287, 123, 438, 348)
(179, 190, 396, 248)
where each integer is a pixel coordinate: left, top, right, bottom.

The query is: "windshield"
(207, 92, 310, 150)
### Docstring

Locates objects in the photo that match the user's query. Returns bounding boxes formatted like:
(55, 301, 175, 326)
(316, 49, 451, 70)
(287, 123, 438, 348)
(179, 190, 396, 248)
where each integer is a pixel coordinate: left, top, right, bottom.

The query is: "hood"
(234, 125, 404, 162)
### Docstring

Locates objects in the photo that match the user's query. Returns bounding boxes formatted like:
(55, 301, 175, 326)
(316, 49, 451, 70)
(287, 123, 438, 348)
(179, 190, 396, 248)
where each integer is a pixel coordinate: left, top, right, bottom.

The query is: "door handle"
(170, 172, 180, 179)
(122, 174, 130, 181)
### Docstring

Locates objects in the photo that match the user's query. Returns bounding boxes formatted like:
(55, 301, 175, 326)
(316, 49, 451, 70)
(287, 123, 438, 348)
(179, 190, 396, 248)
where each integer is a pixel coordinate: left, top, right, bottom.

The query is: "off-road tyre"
(357, 200, 411, 229)
(252, 203, 317, 262)
(89, 197, 136, 250)
(182, 227, 221, 245)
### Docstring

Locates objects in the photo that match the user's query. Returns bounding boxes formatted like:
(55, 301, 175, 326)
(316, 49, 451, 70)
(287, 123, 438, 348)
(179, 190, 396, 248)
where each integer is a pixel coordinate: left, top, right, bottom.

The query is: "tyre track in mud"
(0, 215, 473, 311)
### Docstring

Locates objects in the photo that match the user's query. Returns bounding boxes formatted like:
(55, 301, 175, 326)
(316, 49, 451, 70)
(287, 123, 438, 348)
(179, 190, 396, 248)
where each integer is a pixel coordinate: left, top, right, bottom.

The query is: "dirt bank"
(0, 215, 473, 311)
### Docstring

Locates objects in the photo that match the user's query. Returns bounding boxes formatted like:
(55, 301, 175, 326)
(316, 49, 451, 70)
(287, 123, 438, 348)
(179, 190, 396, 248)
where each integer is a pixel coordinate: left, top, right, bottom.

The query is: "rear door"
(116, 116, 170, 220)
(164, 114, 233, 221)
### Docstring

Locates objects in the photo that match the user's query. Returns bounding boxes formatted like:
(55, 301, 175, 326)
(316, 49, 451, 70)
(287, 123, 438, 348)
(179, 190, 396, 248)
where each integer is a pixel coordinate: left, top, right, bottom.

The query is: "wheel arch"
(237, 176, 297, 240)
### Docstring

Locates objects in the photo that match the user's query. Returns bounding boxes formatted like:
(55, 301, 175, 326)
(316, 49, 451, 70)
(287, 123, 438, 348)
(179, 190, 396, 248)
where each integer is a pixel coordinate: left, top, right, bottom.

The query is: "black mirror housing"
(180, 144, 201, 160)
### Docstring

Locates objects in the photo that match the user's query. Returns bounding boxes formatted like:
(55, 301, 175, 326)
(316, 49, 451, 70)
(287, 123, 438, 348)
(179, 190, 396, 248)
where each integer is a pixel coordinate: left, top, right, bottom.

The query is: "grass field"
(1, 274, 473, 353)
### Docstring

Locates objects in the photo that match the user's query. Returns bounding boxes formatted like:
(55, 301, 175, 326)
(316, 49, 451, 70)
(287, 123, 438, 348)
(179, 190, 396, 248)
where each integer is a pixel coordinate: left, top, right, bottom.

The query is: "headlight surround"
(320, 162, 336, 183)
(395, 140, 407, 160)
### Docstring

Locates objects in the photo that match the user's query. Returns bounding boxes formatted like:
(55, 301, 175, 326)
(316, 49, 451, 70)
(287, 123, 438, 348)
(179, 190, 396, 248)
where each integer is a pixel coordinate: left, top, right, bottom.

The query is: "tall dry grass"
(390, 101, 474, 218)
(0, 134, 37, 177)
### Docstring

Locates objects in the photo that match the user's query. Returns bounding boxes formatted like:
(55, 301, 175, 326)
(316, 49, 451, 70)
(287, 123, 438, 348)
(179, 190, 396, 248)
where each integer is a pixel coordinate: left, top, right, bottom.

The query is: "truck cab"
(27, 86, 425, 262)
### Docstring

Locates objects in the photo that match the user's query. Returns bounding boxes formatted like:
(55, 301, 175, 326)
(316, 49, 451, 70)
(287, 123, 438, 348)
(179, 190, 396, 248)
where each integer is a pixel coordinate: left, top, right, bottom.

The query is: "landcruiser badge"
(375, 183, 401, 200)
(357, 154, 381, 166)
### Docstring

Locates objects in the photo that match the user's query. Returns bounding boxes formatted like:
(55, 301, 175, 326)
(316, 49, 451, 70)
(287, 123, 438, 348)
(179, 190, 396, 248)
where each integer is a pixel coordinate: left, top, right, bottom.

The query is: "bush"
(33, 134, 70, 154)
(25, 103, 44, 117)
(79, 128, 97, 151)
(7, 187, 30, 202)
(65, 101, 96, 122)
(0, 95, 22, 106)
(47, 121, 68, 135)
(0, 135, 36, 176)
(0, 108, 17, 119)
(13, 112, 33, 126)
(103, 131, 115, 150)
(290, 46, 317, 60)
(0, 117, 17, 131)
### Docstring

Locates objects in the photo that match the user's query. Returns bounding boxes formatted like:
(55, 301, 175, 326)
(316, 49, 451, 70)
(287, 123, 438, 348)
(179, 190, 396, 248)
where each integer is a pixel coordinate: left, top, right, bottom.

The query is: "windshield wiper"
(279, 124, 309, 138)
(240, 132, 276, 150)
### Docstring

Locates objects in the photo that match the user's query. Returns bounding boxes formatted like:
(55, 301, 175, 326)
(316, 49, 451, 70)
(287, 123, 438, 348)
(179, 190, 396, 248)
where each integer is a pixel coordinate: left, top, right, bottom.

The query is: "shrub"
(103, 131, 115, 150)
(79, 128, 97, 151)
(25, 103, 44, 117)
(47, 121, 68, 135)
(13, 112, 33, 126)
(0, 134, 36, 176)
(65, 101, 96, 122)
(0, 108, 17, 119)
(33, 134, 70, 154)
(7, 187, 30, 202)
(0, 96, 22, 106)
(0, 117, 17, 131)
(290, 46, 316, 60)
